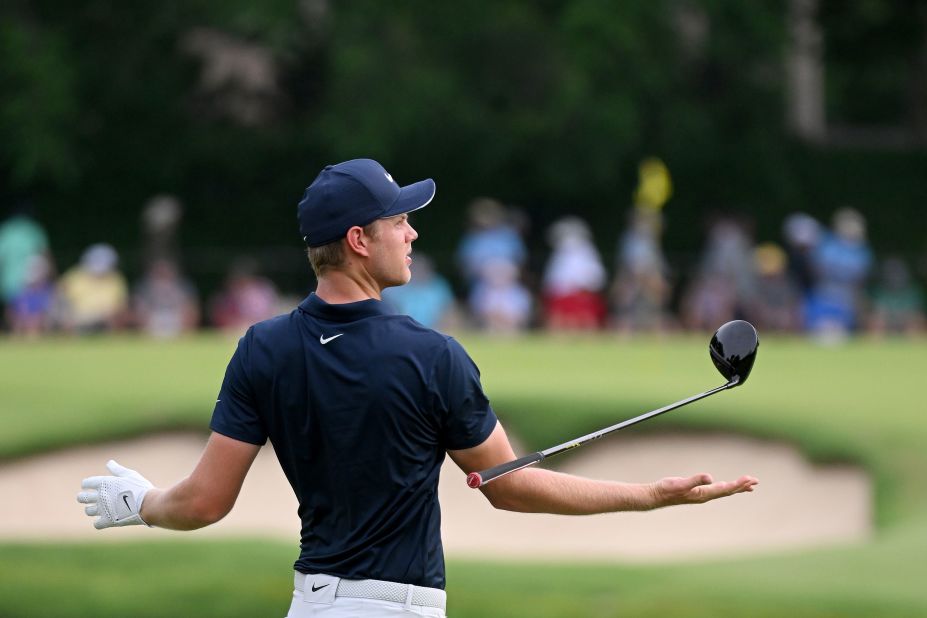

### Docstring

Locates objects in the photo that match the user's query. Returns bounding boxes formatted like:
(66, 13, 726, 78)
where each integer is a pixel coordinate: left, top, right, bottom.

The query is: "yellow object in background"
(754, 242, 788, 276)
(634, 157, 673, 211)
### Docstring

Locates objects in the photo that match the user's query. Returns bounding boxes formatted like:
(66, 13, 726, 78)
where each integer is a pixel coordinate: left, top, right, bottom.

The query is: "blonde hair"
(306, 221, 380, 277)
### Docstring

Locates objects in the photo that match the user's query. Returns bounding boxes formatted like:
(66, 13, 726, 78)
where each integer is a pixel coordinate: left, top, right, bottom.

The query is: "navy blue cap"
(297, 159, 436, 247)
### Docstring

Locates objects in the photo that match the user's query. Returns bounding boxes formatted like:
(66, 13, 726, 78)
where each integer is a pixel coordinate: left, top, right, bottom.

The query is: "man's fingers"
(85, 504, 99, 517)
(76, 490, 99, 504)
(679, 473, 713, 491)
(676, 474, 759, 504)
(93, 517, 112, 530)
(689, 484, 722, 503)
(700, 476, 759, 500)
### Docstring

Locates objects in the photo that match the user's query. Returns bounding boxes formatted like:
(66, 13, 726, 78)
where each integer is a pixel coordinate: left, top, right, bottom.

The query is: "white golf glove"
(77, 460, 153, 529)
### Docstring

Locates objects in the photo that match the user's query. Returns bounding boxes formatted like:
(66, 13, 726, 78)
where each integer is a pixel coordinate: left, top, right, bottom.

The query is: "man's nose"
(408, 224, 418, 241)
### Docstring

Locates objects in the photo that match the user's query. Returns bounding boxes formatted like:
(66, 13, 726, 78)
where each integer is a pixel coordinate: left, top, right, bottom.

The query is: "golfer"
(77, 159, 758, 617)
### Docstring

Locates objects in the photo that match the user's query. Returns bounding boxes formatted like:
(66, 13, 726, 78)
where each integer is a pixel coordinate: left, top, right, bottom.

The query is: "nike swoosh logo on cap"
(320, 334, 344, 345)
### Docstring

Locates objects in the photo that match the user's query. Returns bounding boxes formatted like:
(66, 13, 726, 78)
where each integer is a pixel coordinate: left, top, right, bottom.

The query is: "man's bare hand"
(650, 473, 758, 508)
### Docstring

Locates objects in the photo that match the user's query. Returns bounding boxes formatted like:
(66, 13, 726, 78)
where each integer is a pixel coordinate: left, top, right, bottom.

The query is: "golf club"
(466, 320, 759, 489)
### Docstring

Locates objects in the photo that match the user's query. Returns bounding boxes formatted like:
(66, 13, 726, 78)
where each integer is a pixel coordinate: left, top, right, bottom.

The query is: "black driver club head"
(709, 320, 759, 387)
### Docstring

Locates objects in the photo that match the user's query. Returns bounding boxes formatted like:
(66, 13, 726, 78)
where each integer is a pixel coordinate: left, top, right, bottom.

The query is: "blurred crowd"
(1, 194, 924, 342)
(0, 198, 285, 340)
(387, 197, 925, 342)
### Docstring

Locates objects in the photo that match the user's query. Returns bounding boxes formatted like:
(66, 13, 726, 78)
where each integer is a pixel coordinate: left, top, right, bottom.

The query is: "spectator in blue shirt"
(805, 208, 873, 338)
(0, 201, 49, 311)
(382, 252, 457, 330)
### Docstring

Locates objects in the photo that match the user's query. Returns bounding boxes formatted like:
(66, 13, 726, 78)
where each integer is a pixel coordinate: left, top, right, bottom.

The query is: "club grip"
(466, 452, 544, 488)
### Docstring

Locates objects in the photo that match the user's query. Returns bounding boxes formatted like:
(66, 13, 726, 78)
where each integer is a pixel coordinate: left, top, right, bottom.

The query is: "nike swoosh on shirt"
(320, 334, 344, 345)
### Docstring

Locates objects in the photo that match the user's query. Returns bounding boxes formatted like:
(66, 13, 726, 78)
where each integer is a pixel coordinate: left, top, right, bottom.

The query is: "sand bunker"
(1, 432, 871, 561)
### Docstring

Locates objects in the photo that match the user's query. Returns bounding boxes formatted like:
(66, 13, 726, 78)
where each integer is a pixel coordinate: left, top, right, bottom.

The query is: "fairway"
(0, 333, 924, 616)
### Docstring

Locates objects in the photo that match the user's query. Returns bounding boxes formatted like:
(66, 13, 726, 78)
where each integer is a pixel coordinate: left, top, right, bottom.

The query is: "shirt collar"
(298, 292, 392, 321)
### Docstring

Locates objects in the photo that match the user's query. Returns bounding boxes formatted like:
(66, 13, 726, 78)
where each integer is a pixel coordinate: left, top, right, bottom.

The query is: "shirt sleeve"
(431, 337, 498, 450)
(209, 327, 267, 445)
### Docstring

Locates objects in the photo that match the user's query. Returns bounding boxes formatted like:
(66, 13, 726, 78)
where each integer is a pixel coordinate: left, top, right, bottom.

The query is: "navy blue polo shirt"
(209, 293, 497, 589)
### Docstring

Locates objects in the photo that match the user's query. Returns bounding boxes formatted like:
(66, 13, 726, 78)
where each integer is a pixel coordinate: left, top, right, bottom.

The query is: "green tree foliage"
(0, 15, 80, 186)
(0, 1, 923, 287)
(820, 0, 927, 127)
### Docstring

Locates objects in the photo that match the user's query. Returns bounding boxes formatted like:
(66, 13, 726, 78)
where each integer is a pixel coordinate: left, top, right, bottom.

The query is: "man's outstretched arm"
(448, 422, 757, 514)
(77, 432, 260, 531)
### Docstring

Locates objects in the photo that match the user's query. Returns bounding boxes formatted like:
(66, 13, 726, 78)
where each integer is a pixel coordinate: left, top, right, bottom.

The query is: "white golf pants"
(286, 572, 447, 617)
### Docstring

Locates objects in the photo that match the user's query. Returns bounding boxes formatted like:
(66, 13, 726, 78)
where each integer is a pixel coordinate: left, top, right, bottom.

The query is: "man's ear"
(345, 225, 371, 257)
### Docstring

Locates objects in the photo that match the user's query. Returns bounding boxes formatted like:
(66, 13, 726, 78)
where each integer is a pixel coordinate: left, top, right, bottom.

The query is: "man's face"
(366, 213, 418, 289)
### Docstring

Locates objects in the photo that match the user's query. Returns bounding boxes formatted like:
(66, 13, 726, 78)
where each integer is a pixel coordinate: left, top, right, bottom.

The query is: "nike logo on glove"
(114, 490, 135, 521)
(319, 334, 344, 345)
(311, 583, 330, 592)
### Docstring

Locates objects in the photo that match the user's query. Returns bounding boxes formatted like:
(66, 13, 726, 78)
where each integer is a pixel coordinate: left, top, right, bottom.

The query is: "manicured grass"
(0, 540, 291, 618)
(1, 531, 926, 617)
(0, 335, 235, 459)
(0, 332, 924, 616)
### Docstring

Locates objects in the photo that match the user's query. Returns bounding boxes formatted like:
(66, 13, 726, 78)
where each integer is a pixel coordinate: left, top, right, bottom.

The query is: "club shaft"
(541, 381, 733, 457)
(467, 380, 734, 488)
